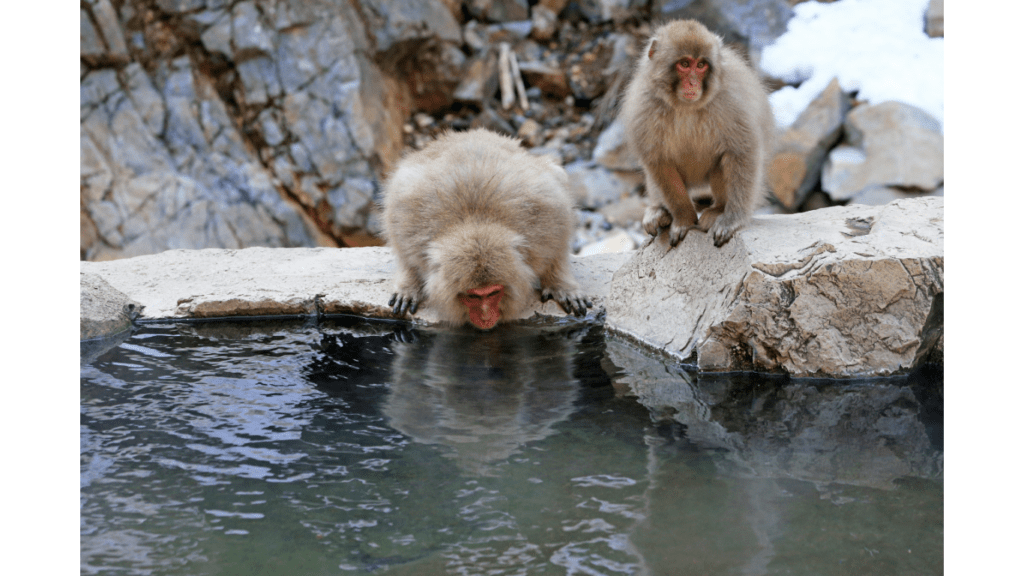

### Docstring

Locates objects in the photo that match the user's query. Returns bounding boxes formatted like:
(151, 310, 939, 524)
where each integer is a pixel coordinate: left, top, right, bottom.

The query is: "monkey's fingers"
(642, 205, 673, 237)
(711, 225, 737, 247)
(388, 293, 398, 307)
(559, 296, 589, 317)
(668, 224, 698, 247)
(391, 294, 419, 316)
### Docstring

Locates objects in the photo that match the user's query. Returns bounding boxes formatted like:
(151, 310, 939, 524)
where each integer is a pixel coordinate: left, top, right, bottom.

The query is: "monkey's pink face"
(675, 57, 708, 101)
(458, 284, 504, 330)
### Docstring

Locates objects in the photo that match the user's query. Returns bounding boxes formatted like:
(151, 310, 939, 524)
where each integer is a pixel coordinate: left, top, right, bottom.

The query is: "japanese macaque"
(619, 19, 775, 247)
(381, 129, 592, 330)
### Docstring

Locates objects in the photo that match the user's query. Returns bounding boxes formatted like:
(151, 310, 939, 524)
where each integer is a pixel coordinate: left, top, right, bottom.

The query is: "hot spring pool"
(81, 317, 942, 575)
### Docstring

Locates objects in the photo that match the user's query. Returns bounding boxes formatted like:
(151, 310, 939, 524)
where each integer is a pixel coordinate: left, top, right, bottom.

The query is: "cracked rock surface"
(607, 197, 943, 377)
(81, 0, 441, 260)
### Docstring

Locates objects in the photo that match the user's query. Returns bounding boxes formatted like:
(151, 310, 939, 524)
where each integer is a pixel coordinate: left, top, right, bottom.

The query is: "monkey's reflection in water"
(383, 324, 583, 476)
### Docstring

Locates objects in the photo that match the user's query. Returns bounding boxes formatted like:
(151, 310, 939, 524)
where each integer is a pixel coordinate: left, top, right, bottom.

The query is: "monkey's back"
(381, 129, 575, 273)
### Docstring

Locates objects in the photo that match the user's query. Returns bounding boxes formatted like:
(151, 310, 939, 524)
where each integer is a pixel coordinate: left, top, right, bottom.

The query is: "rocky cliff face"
(81, 0, 464, 260)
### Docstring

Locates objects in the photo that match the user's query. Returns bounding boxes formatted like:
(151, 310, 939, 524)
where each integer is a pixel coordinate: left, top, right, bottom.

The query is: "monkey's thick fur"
(619, 19, 775, 247)
(381, 129, 590, 328)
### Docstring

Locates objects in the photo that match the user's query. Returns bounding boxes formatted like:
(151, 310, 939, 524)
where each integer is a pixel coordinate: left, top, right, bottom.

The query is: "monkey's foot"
(667, 223, 700, 247)
(705, 211, 744, 247)
(642, 205, 673, 237)
(541, 288, 593, 317)
(388, 292, 420, 316)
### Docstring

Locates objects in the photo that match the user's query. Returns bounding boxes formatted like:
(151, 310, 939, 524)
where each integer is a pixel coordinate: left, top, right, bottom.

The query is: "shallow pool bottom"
(81, 317, 942, 575)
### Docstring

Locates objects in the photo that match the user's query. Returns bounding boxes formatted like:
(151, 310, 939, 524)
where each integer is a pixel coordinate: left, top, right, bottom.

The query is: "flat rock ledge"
(78, 245, 630, 326)
(607, 197, 943, 377)
(80, 197, 943, 378)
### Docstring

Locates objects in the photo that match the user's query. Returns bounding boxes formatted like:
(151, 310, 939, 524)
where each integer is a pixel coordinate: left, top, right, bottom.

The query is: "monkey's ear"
(648, 40, 658, 59)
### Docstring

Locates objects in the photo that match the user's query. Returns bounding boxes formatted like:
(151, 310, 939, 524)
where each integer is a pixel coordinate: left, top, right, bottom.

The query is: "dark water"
(80, 317, 942, 575)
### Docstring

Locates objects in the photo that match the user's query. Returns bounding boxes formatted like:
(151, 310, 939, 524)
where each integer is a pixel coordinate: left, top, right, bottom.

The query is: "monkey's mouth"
(679, 87, 701, 101)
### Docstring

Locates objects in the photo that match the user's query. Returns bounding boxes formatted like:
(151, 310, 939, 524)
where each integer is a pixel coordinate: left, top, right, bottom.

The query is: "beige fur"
(381, 129, 590, 327)
(619, 19, 775, 247)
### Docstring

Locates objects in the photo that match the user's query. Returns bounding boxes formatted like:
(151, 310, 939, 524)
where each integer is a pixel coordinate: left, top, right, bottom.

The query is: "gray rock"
(199, 11, 232, 55)
(530, 5, 559, 41)
(926, 0, 943, 38)
(156, 0, 207, 12)
(453, 51, 500, 105)
(577, 229, 637, 257)
(606, 197, 943, 377)
(571, 0, 648, 23)
(656, 0, 793, 55)
(564, 161, 641, 209)
(81, 9, 106, 57)
(822, 102, 944, 200)
(232, 1, 275, 54)
(89, 0, 129, 57)
(592, 118, 641, 172)
(767, 78, 851, 210)
(465, 0, 529, 23)
(517, 61, 571, 99)
(81, 272, 140, 341)
(848, 185, 944, 207)
(361, 0, 462, 53)
(79, 247, 630, 324)
(598, 195, 646, 227)
(470, 107, 517, 136)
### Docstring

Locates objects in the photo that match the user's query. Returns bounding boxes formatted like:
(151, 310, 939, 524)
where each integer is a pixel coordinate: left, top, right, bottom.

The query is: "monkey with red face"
(620, 19, 775, 247)
(381, 129, 592, 330)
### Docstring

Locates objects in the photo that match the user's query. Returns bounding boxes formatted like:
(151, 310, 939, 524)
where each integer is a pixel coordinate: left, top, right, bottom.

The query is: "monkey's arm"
(389, 264, 424, 317)
(646, 161, 700, 246)
(538, 258, 592, 317)
(704, 148, 758, 246)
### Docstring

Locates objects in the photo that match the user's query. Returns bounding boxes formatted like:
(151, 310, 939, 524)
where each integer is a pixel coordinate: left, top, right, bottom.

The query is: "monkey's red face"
(675, 57, 708, 101)
(458, 284, 504, 330)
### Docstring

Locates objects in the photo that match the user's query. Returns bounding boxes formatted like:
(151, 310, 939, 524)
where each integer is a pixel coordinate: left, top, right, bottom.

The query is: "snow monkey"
(619, 19, 775, 247)
(381, 129, 592, 330)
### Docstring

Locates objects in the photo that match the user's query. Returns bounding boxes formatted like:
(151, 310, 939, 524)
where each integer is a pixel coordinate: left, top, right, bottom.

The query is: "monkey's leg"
(539, 258, 593, 317)
(388, 265, 424, 317)
(703, 153, 754, 247)
(654, 163, 700, 247)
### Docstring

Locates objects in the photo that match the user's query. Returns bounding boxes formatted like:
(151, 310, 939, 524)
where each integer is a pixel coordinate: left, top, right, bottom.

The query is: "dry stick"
(498, 43, 515, 111)
(508, 51, 530, 111)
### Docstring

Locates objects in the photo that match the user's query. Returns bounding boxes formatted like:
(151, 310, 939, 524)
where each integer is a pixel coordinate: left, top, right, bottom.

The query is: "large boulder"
(822, 102, 944, 201)
(606, 197, 943, 377)
(767, 78, 851, 210)
(81, 272, 140, 340)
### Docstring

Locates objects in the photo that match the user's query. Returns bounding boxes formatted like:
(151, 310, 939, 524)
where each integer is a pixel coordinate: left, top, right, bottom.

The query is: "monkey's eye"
(679, 58, 692, 68)
(697, 61, 707, 69)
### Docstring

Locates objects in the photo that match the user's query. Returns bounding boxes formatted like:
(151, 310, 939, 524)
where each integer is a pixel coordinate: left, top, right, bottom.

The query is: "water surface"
(81, 317, 942, 575)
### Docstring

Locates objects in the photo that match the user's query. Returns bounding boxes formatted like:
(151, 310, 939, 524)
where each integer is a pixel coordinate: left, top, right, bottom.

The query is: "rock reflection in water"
(606, 338, 943, 489)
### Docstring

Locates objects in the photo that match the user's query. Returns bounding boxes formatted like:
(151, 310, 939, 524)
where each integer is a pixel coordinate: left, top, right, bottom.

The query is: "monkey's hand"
(541, 288, 593, 318)
(388, 292, 420, 316)
(642, 205, 673, 237)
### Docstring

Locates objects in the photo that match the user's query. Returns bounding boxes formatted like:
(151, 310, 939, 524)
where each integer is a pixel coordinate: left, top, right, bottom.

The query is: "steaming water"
(81, 317, 942, 575)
